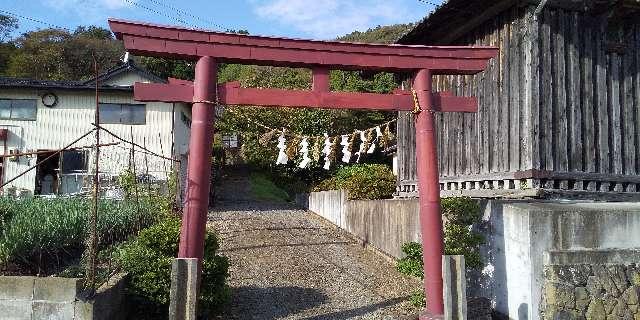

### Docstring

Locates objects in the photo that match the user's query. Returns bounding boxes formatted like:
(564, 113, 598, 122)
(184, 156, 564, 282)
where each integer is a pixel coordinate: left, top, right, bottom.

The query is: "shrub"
(0, 197, 157, 269)
(314, 164, 396, 200)
(313, 176, 338, 192)
(115, 217, 229, 318)
(396, 197, 485, 297)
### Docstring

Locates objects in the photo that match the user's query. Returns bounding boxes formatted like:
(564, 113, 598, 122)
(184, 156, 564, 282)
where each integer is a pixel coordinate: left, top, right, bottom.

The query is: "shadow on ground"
(218, 286, 327, 319)
(300, 296, 411, 320)
(218, 285, 411, 320)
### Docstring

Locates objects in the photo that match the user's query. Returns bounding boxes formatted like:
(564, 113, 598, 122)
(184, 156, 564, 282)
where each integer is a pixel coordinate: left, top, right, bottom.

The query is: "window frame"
(0, 98, 37, 121)
(60, 150, 89, 174)
(222, 134, 239, 148)
(98, 103, 146, 125)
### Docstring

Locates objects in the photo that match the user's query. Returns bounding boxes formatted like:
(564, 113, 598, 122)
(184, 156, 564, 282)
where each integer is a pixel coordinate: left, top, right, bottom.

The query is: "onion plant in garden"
(0, 197, 159, 275)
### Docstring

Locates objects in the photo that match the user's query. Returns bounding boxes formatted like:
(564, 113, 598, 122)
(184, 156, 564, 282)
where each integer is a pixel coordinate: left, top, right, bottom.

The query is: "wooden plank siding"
(396, 5, 640, 198)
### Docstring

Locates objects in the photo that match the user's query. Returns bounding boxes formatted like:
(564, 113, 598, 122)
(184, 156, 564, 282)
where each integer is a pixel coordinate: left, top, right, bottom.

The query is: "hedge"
(313, 164, 396, 200)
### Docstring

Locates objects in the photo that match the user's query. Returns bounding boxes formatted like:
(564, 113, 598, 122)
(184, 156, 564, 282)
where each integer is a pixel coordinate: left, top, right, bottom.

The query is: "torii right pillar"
(413, 68, 445, 317)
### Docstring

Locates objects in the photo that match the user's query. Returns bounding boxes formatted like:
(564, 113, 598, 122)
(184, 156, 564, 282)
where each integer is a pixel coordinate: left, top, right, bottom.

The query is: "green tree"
(0, 14, 18, 42)
(214, 25, 410, 181)
(7, 29, 70, 80)
(337, 24, 415, 44)
(6, 26, 122, 80)
(0, 14, 19, 75)
(63, 27, 123, 80)
(136, 30, 249, 81)
(136, 57, 195, 81)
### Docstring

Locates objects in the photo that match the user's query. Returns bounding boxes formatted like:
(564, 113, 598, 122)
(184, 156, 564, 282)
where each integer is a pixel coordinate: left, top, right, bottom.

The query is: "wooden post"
(413, 68, 445, 318)
(178, 56, 217, 264)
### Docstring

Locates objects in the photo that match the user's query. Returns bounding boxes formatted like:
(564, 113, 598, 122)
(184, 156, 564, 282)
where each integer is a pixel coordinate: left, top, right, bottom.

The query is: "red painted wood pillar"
(178, 56, 217, 262)
(312, 67, 330, 92)
(413, 68, 445, 317)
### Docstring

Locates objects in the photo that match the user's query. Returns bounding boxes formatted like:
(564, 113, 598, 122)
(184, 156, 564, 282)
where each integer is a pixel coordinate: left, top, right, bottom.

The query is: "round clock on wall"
(41, 92, 58, 108)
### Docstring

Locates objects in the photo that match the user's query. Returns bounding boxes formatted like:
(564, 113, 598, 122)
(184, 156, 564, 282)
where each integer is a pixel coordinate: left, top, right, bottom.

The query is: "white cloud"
(42, 0, 132, 25)
(254, 0, 414, 39)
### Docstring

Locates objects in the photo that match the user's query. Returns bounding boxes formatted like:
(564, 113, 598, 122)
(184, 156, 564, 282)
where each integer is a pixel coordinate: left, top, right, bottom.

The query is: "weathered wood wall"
(397, 4, 640, 197)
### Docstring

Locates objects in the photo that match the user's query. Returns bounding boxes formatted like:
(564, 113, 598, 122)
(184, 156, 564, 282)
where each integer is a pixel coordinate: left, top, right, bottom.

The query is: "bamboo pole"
(86, 54, 100, 293)
(0, 142, 119, 158)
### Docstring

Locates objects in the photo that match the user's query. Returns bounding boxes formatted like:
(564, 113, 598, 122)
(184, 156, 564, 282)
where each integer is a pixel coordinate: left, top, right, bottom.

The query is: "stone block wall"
(541, 264, 640, 319)
(0, 273, 127, 320)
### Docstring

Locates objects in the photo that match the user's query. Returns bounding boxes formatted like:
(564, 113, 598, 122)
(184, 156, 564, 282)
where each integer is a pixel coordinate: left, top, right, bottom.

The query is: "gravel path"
(207, 174, 421, 320)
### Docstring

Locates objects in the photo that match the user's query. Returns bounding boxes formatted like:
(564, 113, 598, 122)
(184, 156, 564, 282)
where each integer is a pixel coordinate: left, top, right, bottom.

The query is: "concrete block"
(74, 301, 93, 320)
(33, 277, 80, 302)
(0, 276, 36, 300)
(0, 300, 32, 320)
(169, 258, 198, 320)
(32, 301, 74, 320)
(443, 255, 467, 320)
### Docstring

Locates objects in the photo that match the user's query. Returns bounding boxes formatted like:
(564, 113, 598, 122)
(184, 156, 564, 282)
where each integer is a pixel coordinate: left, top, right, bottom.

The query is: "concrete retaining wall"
(304, 192, 640, 320)
(307, 190, 421, 258)
(0, 273, 127, 320)
(472, 201, 640, 320)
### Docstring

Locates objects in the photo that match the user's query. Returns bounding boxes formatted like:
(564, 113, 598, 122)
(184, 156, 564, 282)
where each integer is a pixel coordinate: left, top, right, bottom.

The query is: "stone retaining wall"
(541, 263, 640, 319)
(0, 273, 127, 320)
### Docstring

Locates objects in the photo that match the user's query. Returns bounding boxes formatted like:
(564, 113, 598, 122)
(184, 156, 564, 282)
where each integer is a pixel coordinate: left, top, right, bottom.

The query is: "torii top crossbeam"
(109, 18, 495, 74)
(108, 18, 498, 318)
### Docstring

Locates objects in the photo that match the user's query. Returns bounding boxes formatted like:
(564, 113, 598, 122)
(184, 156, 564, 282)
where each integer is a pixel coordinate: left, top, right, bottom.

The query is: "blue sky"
(1, 0, 442, 40)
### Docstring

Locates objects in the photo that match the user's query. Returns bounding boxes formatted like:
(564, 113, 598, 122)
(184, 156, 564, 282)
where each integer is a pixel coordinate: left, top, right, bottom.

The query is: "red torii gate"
(108, 18, 497, 317)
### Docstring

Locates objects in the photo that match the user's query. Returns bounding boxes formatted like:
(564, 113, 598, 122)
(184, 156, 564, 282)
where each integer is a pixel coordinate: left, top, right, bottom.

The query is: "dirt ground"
(207, 174, 421, 320)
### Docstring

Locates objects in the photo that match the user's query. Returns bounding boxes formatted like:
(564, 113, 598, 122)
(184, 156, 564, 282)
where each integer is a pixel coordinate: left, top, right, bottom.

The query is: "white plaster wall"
(172, 103, 191, 157)
(101, 72, 152, 87)
(0, 88, 186, 194)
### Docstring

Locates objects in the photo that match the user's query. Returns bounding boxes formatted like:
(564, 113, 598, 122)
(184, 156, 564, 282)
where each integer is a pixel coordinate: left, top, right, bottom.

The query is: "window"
(98, 103, 146, 125)
(222, 134, 238, 148)
(61, 150, 88, 173)
(0, 99, 37, 120)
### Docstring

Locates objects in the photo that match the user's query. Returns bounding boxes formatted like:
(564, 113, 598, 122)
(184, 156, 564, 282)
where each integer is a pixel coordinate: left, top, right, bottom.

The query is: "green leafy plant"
(409, 291, 426, 308)
(313, 164, 396, 200)
(396, 242, 424, 279)
(115, 217, 229, 318)
(441, 197, 484, 269)
(396, 197, 485, 307)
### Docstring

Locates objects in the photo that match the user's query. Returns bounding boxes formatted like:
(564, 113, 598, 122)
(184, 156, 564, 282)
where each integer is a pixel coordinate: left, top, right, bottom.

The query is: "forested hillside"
(337, 24, 414, 44)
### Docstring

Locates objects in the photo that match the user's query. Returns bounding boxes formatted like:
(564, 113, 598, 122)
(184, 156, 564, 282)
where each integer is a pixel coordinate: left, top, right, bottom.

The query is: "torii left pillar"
(178, 56, 217, 263)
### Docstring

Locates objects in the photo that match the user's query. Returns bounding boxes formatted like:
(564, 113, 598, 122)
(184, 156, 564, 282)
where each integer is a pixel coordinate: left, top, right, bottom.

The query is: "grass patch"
(249, 172, 290, 202)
